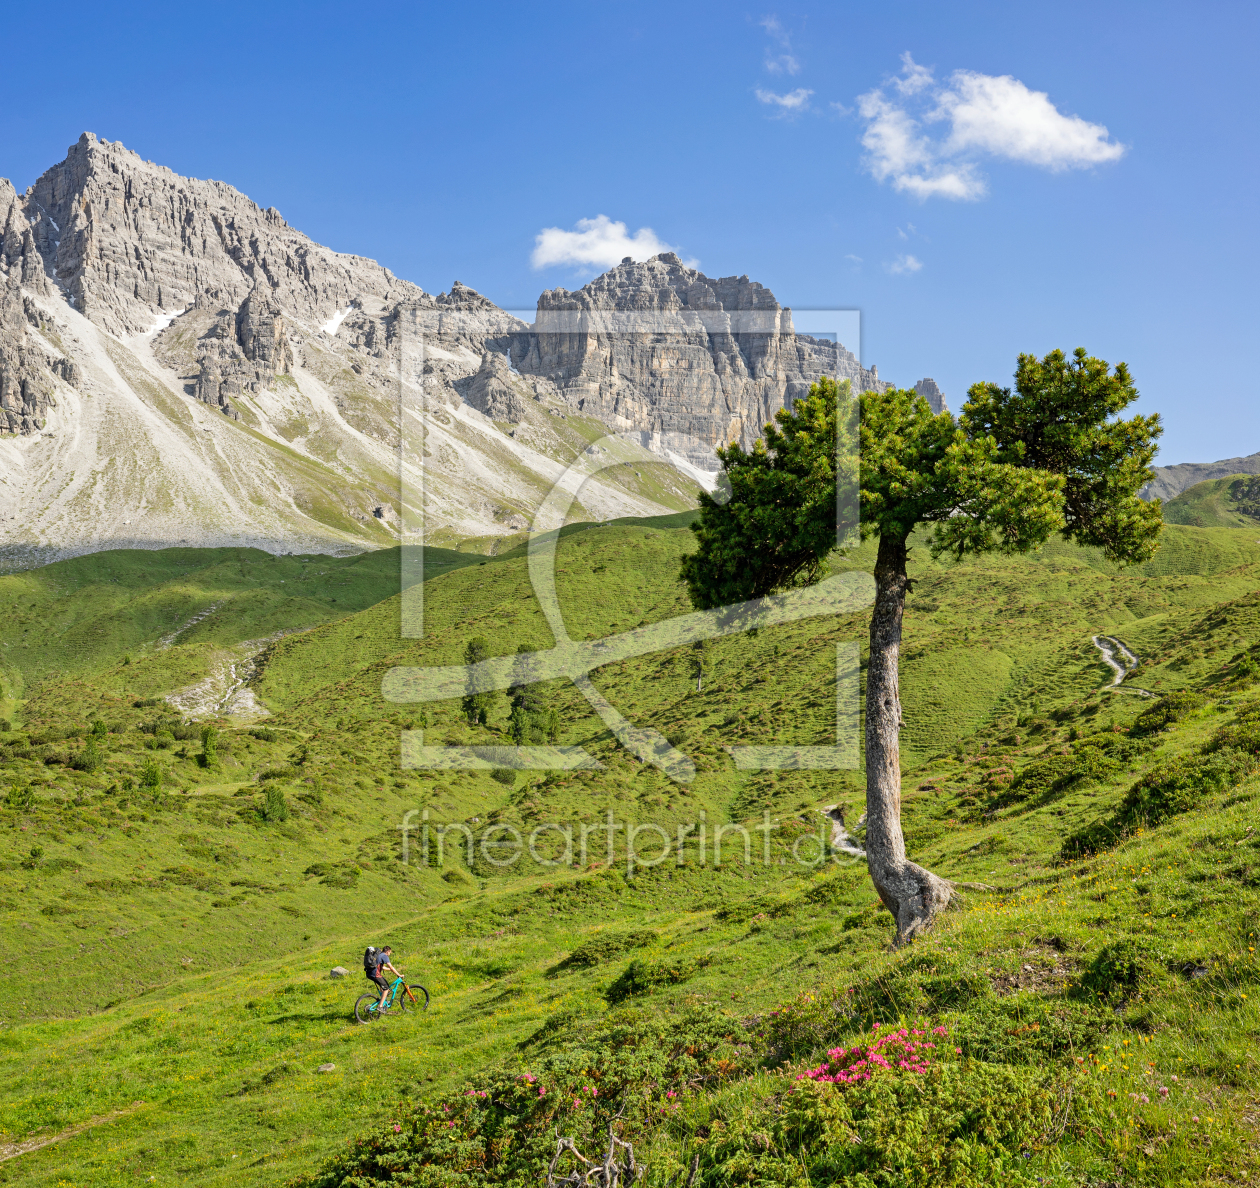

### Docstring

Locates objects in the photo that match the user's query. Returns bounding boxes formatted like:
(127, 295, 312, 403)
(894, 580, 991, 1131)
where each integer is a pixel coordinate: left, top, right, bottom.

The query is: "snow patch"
(321, 307, 352, 336)
(148, 306, 188, 335)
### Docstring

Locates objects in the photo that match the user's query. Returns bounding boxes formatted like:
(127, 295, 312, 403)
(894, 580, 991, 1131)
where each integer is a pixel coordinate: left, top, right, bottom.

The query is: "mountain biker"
(366, 945, 401, 1010)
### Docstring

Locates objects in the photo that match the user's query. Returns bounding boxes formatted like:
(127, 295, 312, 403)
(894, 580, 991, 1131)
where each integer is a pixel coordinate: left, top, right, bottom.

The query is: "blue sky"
(3, 1, 1257, 465)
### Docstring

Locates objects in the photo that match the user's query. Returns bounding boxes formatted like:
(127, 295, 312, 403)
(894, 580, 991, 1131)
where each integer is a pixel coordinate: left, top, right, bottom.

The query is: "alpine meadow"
(3, 9, 1260, 1184)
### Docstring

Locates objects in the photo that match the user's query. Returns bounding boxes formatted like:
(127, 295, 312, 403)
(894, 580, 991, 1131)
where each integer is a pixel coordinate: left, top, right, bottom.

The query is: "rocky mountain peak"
(539, 252, 785, 321)
(16, 131, 424, 338)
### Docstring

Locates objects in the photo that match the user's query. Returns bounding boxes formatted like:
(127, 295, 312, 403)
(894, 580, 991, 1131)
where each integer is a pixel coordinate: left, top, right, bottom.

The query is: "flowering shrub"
(679, 1058, 1079, 1188)
(293, 1004, 754, 1187)
(796, 1024, 945, 1084)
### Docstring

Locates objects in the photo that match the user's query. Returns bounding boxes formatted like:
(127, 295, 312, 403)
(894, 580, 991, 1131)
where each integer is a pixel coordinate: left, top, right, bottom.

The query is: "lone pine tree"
(508, 645, 559, 744)
(462, 636, 498, 726)
(681, 352, 1162, 943)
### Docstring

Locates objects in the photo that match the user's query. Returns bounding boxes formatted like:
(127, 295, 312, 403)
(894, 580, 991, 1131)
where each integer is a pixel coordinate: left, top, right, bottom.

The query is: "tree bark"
(865, 532, 954, 944)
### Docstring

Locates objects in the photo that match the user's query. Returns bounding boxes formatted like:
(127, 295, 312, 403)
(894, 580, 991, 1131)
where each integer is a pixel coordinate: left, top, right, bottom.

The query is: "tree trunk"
(865, 533, 954, 944)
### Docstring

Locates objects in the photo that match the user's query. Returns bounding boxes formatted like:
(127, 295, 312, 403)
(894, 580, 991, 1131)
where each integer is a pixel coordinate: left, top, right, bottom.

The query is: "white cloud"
(857, 88, 987, 200)
(756, 87, 813, 111)
(530, 215, 687, 271)
(887, 254, 923, 274)
(844, 253, 863, 264)
(856, 55, 1126, 200)
(934, 71, 1127, 169)
(893, 51, 934, 96)
(759, 15, 800, 75)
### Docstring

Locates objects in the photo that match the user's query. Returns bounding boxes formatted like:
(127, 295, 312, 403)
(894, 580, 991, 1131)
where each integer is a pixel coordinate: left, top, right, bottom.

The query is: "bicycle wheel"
(398, 983, 429, 1013)
(354, 993, 381, 1024)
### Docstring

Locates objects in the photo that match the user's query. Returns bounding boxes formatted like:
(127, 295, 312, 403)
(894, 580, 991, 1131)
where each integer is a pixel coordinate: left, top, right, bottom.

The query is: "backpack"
(363, 946, 378, 976)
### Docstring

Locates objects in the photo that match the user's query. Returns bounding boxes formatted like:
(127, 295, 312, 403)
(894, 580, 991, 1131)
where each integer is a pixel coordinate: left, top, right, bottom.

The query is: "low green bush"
(1062, 745, 1255, 856)
(304, 861, 360, 889)
(1079, 937, 1164, 1002)
(68, 743, 103, 773)
(1119, 747, 1253, 827)
(258, 765, 298, 782)
(1130, 690, 1204, 736)
(294, 1004, 753, 1188)
(263, 785, 290, 822)
(554, 929, 658, 971)
(160, 865, 222, 893)
(605, 955, 704, 1003)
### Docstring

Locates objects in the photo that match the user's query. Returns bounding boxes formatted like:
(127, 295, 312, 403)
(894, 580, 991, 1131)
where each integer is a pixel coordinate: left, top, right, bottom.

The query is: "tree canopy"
(683, 352, 1162, 610)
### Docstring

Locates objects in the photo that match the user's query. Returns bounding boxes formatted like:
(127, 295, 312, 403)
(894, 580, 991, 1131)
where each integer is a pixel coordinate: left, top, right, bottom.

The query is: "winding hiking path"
(0, 1102, 145, 1164)
(820, 804, 867, 858)
(1091, 634, 1155, 698)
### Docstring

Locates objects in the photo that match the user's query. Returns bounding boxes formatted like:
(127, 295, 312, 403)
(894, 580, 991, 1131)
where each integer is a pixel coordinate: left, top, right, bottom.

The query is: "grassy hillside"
(1, 521, 1259, 1183)
(0, 542, 517, 717)
(1162, 474, 1260, 529)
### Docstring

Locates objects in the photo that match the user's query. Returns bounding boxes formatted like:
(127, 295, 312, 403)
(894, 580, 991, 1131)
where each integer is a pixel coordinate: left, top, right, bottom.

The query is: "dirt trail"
(1091, 634, 1155, 698)
(819, 804, 867, 858)
(157, 599, 226, 648)
(0, 1102, 144, 1163)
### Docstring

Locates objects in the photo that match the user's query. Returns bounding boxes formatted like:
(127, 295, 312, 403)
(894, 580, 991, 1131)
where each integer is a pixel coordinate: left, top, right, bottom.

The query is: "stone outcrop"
(0, 280, 54, 434)
(189, 287, 294, 417)
(914, 377, 948, 414)
(462, 351, 532, 422)
(0, 191, 81, 435)
(2, 179, 74, 435)
(500, 254, 890, 466)
(1, 178, 50, 298)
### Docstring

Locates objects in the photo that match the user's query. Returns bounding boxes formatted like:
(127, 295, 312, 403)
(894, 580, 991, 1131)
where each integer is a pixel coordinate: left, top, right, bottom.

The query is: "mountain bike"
(354, 976, 430, 1023)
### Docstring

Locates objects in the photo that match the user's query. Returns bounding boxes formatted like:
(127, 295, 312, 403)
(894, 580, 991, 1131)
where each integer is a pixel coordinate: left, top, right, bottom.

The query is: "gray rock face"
(3, 134, 943, 559)
(23, 132, 423, 338)
(1139, 452, 1260, 502)
(0, 136, 695, 565)
(2, 179, 76, 435)
(0, 272, 80, 436)
(914, 377, 948, 414)
(184, 287, 294, 417)
(462, 351, 532, 422)
(502, 254, 890, 466)
(1, 178, 50, 298)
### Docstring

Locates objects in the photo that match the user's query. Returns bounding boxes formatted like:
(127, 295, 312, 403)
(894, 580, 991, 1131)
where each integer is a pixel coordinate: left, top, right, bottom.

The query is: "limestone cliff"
(914, 377, 948, 415)
(1, 133, 938, 565)
(502, 254, 889, 467)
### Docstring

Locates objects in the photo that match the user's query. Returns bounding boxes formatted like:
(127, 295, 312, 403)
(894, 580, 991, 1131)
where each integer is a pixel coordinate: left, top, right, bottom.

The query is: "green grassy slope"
(0, 543, 511, 715)
(1, 521, 1259, 1183)
(1162, 475, 1260, 529)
